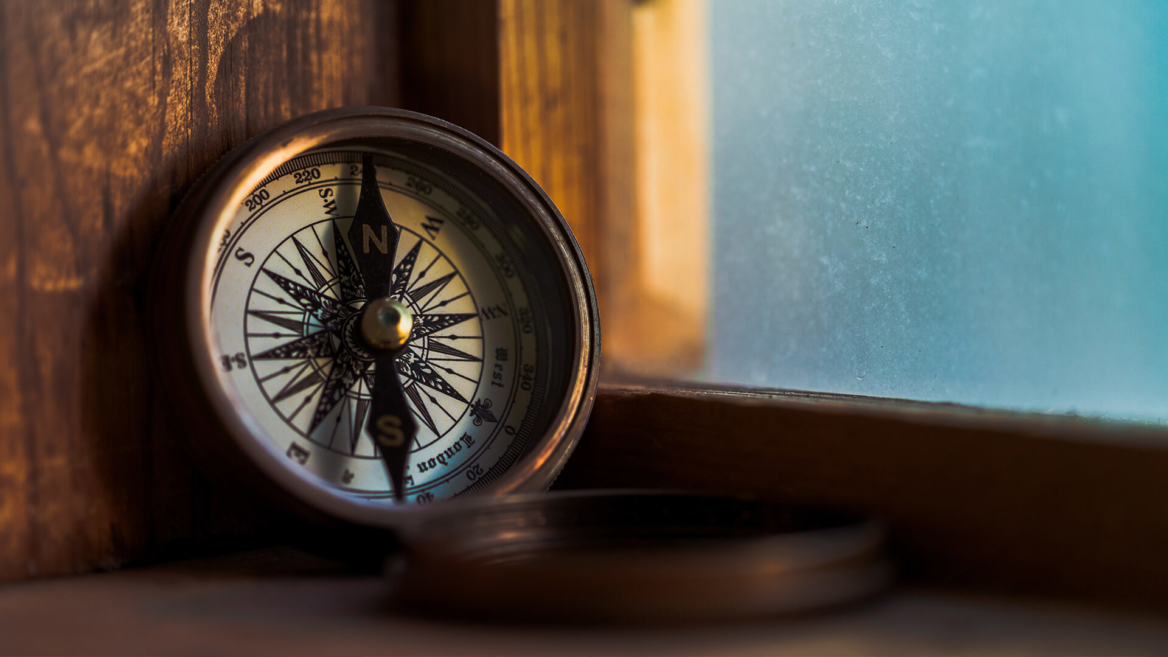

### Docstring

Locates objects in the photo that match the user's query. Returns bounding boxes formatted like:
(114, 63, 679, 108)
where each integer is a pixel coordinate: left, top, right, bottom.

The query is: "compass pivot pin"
(360, 297, 413, 352)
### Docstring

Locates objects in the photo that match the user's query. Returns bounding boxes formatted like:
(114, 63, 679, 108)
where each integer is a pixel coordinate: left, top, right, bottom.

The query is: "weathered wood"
(498, 0, 634, 326)
(400, 0, 499, 145)
(556, 383, 1168, 607)
(606, 0, 709, 377)
(0, 0, 401, 582)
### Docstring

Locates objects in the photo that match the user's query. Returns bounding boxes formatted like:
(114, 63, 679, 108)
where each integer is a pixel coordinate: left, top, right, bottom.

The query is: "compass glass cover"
(205, 146, 566, 505)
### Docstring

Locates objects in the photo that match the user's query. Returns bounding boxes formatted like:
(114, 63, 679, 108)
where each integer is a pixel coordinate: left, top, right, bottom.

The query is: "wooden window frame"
(476, 0, 1168, 607)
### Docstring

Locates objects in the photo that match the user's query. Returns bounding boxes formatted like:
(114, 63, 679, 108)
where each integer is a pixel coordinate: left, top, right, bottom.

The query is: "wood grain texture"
(606, 0, 709, 377)
(498, 0, 635, 325)
(0, 0, 401, 582)
(400, 0, 499, 145)
(556, 384, 1168, 607)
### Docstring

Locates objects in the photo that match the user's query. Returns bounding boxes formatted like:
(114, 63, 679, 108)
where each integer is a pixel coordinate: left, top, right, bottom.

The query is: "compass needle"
(345, 153, 418, 501)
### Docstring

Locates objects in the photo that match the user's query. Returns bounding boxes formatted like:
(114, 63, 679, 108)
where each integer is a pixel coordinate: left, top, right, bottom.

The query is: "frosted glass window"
(708, 1, 1168, 421)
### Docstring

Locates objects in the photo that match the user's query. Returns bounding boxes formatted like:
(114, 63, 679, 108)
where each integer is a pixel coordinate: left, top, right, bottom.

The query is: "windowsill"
(553, 383, 1168, 607)
(2, 546, 1166, 654)
(595, 379, 1168, 444)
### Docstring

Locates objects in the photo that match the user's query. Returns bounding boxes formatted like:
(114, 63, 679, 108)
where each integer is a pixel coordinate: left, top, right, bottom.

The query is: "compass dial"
(215, 150, 538, 504)
(152, 109, 598, 523)
(246, 221, 482, 457)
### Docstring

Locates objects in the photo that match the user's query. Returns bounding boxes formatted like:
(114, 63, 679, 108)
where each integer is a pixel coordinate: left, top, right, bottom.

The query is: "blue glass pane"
(709, 0, 1168, 420)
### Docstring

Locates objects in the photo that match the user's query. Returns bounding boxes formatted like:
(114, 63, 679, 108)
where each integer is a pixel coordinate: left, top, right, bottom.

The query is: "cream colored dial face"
(206, 149, 540, 505)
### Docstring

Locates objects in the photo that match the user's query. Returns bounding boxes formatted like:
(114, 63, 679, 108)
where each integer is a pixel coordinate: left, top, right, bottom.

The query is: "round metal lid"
(389, 490, 892, 623)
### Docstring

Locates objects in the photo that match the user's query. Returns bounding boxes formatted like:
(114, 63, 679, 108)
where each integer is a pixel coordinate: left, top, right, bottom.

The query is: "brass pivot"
(360, 297, 413, 352)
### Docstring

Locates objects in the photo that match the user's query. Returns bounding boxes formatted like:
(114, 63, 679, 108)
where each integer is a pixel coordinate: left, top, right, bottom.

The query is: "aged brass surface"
(394, 491, 891, 623)
(360, 298, 414, 352)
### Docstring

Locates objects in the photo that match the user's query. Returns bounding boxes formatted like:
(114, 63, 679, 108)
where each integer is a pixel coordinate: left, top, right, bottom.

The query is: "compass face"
(210, 149, 544, 504)
(245, 220, 484, 459)
(160, 111, 599, 520)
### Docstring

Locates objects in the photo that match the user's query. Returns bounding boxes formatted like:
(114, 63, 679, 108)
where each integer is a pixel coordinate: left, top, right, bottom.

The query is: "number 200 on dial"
(151, 109, 599, 525)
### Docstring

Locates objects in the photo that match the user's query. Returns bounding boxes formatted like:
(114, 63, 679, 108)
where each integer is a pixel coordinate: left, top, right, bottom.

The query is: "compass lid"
(390, 490, 891, 623)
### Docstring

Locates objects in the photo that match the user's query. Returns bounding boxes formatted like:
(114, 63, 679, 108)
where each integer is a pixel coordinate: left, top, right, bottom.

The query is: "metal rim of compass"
(149, 107, 600, 529)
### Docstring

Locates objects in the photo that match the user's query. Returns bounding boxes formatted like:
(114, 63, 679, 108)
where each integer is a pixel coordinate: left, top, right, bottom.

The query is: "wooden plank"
(498, 0, 635, 325)
(606, 0, 710, 378)
(399, 0, 500, 145)
(0, 0, 401, 582)
(556, 384, 1168, 607)
(497, 0, 705, 380)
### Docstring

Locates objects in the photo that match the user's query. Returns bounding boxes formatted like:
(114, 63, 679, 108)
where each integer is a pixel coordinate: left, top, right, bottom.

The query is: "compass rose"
(244, 217, 484, 462)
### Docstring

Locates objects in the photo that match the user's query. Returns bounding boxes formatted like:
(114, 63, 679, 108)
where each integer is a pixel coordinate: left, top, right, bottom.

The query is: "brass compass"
(150, 107, 599, 524)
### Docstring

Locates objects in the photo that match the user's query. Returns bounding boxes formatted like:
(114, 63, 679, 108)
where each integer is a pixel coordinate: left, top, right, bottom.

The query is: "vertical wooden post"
(400, 0, 500, 146)
(0, 0, 402, 582)
(498, 0, 637, 338)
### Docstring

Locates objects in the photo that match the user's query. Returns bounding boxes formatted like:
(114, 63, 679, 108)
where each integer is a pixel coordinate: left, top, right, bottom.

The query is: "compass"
(150, 107, 599, 525)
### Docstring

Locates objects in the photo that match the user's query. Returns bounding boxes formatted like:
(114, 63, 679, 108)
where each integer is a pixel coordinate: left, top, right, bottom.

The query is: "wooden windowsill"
(2, 546, 1167, 655)
(553, 383, 1168, 608)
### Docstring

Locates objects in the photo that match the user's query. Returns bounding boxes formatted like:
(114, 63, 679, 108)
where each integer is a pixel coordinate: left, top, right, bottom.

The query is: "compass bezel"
(151, 107, 600, 529)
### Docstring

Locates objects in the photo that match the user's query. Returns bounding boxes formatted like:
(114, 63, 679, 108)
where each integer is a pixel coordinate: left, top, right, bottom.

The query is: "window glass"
(709, 0, 1168, 420)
